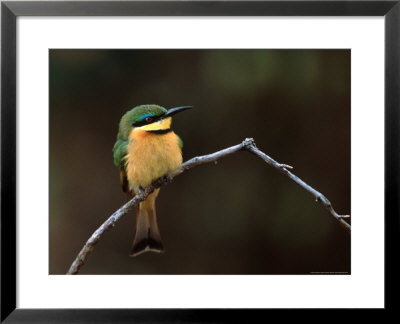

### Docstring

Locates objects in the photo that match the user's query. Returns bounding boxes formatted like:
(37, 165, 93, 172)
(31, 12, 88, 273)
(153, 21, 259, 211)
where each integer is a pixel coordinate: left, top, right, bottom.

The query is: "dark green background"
(50, 49, 350, 274)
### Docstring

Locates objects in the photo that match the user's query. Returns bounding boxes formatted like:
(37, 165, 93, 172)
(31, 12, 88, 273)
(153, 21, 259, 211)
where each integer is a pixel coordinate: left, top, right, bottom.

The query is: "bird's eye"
(145, 117, 153, 123)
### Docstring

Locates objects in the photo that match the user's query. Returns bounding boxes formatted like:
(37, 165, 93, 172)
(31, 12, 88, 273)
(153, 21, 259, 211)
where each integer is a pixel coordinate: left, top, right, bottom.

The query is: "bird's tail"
(129, 188, 164, 257)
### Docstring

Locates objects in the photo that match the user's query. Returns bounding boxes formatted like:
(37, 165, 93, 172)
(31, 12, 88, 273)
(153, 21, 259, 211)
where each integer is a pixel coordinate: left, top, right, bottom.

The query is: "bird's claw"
(162, 174, 173, 184)
(137, 186, 145, 196)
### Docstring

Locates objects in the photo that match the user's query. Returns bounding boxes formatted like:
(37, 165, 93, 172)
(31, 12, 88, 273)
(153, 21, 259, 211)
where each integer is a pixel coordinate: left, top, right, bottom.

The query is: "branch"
(67, 138, 350, 275)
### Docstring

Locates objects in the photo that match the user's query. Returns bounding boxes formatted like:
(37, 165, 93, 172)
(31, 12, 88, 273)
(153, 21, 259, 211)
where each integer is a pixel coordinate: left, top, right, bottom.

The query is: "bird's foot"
(137, 186, 145, 196)
(161, 173, 173, 184)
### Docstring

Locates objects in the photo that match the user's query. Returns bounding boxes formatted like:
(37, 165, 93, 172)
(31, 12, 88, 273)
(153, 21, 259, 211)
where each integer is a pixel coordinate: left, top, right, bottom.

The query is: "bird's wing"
(119, 167, 131, 195)
(113, 139, 132, 196)
(113, 139, 128, 167)
(176, 134, 183, 151)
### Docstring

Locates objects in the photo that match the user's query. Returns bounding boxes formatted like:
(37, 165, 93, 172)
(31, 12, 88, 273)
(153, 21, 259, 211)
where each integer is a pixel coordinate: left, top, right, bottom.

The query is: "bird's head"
(118, 104, 192, 139)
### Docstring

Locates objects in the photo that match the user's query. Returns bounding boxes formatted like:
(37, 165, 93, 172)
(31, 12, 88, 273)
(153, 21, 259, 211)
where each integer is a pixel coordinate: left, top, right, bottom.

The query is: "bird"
(113, 104, 192, 257)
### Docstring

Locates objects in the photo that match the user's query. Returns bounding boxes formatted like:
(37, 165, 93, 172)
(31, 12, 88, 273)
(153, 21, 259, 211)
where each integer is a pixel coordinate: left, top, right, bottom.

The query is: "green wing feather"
(113, 139, 130, 193)
(113, 139, 128, 167)
(177, 134, 183, 151)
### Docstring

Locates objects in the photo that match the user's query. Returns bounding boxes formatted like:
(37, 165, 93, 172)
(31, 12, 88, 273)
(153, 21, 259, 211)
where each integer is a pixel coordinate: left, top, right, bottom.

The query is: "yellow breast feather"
(125, 127, 182, 193)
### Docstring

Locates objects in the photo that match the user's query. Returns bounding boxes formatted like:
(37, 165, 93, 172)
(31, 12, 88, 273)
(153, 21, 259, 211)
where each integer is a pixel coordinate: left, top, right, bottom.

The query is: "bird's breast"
(125, 129, 182, 192)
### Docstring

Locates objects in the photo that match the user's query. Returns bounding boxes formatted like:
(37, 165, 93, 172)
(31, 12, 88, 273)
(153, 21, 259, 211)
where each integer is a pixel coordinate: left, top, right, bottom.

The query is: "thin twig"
(67, 138, 350, 275)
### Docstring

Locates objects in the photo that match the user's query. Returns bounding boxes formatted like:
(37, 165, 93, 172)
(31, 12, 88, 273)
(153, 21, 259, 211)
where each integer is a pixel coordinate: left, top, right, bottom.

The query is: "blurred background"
(50, 49, 350, 274)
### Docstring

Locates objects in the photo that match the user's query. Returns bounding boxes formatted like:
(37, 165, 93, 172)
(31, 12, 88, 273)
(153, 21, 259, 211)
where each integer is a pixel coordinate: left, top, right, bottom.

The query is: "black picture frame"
(1, 0, 399, 321)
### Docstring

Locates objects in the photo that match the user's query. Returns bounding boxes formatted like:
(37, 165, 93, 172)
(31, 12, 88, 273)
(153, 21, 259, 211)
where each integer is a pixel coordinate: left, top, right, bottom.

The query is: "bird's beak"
(164, 106, 193, 117)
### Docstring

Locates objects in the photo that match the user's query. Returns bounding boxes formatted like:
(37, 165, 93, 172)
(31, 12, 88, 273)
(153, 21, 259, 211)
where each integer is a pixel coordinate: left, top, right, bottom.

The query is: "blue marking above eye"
(140, 114, 154, 121)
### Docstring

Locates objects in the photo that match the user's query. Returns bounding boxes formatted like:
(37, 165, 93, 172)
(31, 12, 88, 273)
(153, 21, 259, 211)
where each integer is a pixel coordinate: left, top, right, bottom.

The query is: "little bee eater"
(113, 104, 192, 257)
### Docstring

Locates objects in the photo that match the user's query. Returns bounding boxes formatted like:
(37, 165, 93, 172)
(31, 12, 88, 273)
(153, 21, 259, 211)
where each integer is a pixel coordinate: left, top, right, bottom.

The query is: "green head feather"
(113, 104, 168, 167)
(116, 104, 167, 140)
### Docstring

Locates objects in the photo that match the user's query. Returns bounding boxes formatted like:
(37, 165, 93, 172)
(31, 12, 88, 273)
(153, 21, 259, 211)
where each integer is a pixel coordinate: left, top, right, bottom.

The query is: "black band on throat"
(147, 128, 172, 134)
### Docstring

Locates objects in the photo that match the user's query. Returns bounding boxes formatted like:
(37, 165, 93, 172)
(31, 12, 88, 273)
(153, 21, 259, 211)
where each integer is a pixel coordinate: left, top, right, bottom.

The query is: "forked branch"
(67, 138, 350, 275)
